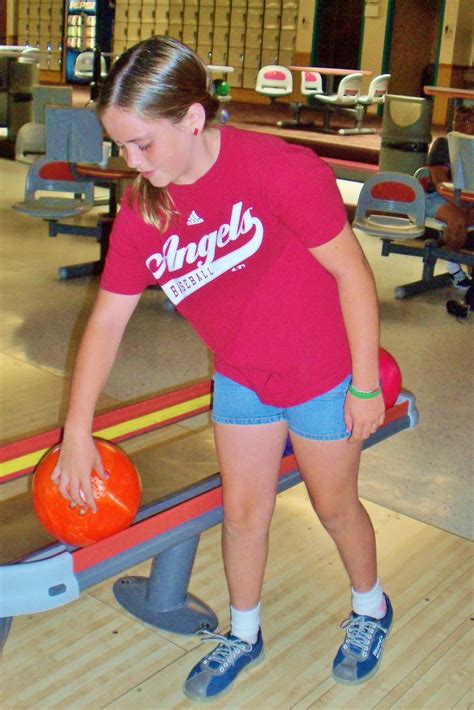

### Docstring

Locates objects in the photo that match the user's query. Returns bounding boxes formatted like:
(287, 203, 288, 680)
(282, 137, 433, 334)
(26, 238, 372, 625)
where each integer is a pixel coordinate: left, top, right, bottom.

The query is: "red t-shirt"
(101, 126, 351, 406)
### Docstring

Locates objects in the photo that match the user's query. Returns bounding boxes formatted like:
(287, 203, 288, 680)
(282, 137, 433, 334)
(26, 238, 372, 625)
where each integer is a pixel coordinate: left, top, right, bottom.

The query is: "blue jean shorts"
(212, 373, 351, 441)
(425, 191, 448, 219)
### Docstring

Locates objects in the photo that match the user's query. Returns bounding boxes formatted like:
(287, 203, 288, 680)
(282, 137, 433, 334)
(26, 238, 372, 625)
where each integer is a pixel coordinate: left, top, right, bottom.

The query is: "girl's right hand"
(51, 432, 107, 513)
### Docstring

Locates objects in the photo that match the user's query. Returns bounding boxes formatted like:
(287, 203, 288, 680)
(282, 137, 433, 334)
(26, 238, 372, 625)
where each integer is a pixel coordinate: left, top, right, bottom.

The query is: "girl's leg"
(435, 202, 468, 250)
(290, 434, 392, 685)
(214, 420, 289, 609)
(289, 434, 376, 592)
(183, 420, 287, 701)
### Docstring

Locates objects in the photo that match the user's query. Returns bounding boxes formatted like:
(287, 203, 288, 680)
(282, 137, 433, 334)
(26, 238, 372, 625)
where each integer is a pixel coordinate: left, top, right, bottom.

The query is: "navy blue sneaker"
(183, 629, 264, 701)
(332, 594, 393, 684)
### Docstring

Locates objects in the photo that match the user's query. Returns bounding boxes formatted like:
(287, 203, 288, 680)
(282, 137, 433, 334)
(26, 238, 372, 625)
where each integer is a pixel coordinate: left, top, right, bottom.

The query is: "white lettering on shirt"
(145, 202, 263, 305)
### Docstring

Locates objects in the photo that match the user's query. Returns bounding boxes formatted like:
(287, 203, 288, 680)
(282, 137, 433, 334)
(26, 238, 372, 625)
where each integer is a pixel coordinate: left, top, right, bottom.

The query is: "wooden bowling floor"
(0, 101, 472, 707)
(1, 483, 472, 709)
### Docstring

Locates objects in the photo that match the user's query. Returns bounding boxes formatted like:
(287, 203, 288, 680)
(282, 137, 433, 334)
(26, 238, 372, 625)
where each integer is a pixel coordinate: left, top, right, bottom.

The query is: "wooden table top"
(75, 156, 137, 181)
(424, 86, 474, 100)
(289, 66, 372, 76)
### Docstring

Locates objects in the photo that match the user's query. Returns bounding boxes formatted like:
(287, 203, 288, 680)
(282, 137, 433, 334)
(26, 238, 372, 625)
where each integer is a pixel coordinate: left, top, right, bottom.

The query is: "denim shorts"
(212, 372, 351, 441)
(425, 191, 448, 219)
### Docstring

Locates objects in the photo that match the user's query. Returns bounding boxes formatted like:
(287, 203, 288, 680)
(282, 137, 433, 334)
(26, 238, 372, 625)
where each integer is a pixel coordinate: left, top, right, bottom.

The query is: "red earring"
(193, 128, 199, 136)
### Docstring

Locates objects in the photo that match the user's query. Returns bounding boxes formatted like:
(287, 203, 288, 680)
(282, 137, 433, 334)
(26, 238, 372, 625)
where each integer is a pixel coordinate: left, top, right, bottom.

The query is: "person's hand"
(51, 432, 107, 513)
(344, 392, 385, 442)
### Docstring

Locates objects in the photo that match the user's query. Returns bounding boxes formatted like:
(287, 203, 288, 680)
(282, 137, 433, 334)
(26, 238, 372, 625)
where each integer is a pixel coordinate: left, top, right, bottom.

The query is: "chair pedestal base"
(49, 215, 114, 280)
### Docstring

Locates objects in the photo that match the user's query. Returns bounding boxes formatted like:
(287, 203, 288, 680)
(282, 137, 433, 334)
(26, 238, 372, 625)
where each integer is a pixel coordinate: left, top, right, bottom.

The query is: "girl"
(52, 36, 391, 700)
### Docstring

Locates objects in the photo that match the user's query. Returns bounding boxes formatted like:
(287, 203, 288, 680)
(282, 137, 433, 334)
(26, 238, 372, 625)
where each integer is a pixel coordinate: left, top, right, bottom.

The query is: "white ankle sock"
(447, 262, 463, 275)
(351, 579, 387, 619)
(230, 602, 261, 644)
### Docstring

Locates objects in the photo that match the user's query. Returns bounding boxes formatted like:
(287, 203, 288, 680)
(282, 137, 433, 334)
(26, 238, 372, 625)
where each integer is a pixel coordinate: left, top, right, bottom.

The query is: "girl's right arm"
(51, 288, 142, 511)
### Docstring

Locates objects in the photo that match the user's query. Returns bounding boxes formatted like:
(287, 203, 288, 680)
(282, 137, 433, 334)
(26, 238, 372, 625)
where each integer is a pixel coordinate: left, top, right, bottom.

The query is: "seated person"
(424, 106, 474, 290)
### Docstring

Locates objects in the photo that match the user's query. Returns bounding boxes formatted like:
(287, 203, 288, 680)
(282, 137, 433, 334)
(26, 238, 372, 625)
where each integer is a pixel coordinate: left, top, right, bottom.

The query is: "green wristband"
(348, 384, 382, 400)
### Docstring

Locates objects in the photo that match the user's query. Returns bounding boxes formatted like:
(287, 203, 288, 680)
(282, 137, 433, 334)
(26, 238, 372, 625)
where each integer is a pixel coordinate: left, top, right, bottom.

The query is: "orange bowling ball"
(32, 438, 142, 547)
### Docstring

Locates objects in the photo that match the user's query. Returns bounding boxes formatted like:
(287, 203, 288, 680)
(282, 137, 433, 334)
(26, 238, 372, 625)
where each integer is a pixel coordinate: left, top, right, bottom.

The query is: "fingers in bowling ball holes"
(32, 439, 142, 547)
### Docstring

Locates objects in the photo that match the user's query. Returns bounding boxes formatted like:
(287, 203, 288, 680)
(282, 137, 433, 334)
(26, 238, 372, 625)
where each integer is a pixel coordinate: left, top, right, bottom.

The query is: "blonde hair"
(96, 36, 219, 231)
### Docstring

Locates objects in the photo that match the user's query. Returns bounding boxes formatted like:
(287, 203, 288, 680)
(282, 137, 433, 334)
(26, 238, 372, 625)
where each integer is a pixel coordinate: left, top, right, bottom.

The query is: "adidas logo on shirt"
(186, 210, 204, 226)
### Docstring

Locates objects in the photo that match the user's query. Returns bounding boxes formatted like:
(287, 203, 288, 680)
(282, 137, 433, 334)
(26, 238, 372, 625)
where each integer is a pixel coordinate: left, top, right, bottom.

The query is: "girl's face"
(101, 106, 199, 187)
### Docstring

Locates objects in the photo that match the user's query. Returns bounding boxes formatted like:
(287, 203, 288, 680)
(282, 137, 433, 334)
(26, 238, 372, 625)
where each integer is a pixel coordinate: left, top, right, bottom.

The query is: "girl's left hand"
(344, 393, 386, 441)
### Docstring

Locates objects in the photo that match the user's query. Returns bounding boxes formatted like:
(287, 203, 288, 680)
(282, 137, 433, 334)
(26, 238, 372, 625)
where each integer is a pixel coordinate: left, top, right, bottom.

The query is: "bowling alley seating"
(338, 73, 391, 136)
(255, 65, 293, 105)
(279, 70, 324, 128)
(74, 51, 108, 81)
(311, 72, 363, 134)
(353, 171, 474, 298)
(14, 85, 73, 163)
(447, 130, 474, 202)
(12, 105, 112, 280)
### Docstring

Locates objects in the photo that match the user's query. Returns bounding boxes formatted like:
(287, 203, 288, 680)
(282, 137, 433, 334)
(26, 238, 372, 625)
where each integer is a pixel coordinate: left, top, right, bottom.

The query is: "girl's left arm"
(309, 221, 386, 441)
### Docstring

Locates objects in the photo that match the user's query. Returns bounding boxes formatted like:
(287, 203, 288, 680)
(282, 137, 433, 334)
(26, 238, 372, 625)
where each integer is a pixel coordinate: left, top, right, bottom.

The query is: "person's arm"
(309, 222, 385, 441)
(51, 288, 141, 510)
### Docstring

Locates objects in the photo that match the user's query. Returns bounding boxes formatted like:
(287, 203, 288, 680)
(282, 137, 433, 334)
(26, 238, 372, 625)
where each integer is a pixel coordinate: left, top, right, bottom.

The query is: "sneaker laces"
(340, 616, 384, 658)
(197, 630, 252, 668)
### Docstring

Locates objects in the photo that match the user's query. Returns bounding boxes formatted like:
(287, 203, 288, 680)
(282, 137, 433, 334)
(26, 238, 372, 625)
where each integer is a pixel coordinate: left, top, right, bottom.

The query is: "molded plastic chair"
(12, 105, 110, 279)
(312, 73, 363, 133)
(74, 51, 108, 80)
(447, 131, 474, 197)
(12, 157, 95, 219)
(339, 73, 391, 136)
(255, 65, 293, 103)
(301, 70, 323, 98)
(278, 70, 324, 128)
(15, 122, 46, 163)
(15, 86, 73, 163)
(353, 171, 426, 239)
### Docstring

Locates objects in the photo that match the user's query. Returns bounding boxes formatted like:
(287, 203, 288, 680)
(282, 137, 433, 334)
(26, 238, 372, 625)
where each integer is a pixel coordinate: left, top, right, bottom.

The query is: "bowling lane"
(0, 423, 218, 565)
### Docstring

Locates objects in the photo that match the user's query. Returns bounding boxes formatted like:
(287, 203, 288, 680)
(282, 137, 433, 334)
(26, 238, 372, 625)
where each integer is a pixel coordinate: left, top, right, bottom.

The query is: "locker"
(182, 27, 196, 42)
(128, 4, 142, 23)
(154, 5, 169, 23)
(263, 8, 280, 27)
(198, 7, 214, 25)
(154, 22, 169, 34)
(141, 22, 156, 38)
(229, 69, 242, 86)
(230, 8, 246, 27)
(214, 7, 230, 27)
(279, 29, 295, 50)
(169, 6, 183, 23)
(261, 48, 279, 65)
(197, 45, 213, 62)
(246, 47, 262, 67)
(50, 4, 63, 19)
(245, 28, 261, 48)
(183, 6, 198, 23)
(114, 22, 129, 40)
(114, 4, 129, 21)
(198, 26, 213, 44)
(126, 22, 142, 41)
(243, 67, 258, 88)
(262, 29, 278, 49)
(39, 6, 51, 20)
(113, 39, 128, 54)
(141, 6, 156, 22)
(210, 45, 228, 64)
(247, 9, 263, 27)
(228, 47, 244, 66)
(229, 27, 245, 45)
(281, 8, 297, 28)
(18, 19, 30, 35)
(168, 27, 183, 41)
(215, 0, 231, 8)
(278, 49, 293, 65)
